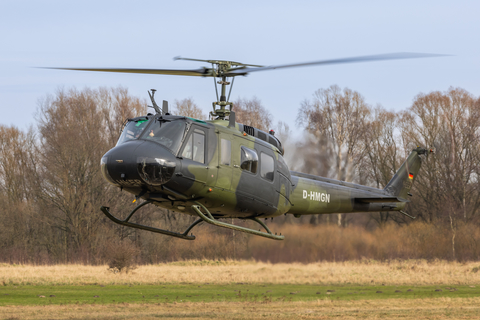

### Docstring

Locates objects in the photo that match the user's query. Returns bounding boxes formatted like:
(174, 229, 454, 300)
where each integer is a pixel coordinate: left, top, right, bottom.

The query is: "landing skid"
(192, 202, 285, 240)
(100, 200, 285, 241)
(100, 201, 200, 240)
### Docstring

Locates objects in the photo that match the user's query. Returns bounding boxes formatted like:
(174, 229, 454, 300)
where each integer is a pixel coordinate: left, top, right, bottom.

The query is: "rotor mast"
(212, 61, 234, 120)
(174, 57, 263, 120)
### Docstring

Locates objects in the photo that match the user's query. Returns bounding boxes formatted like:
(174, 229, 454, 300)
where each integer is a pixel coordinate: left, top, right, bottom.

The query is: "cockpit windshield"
(116, 118, 150, 146)
(141, 119, 186, 154)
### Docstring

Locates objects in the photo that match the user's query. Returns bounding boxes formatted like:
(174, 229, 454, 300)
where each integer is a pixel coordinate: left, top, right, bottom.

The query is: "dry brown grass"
(3, 222, 480, 265)
(2, 260, 480, 286)
(248, 223, 480, 262)
(1, 298, 480, 319)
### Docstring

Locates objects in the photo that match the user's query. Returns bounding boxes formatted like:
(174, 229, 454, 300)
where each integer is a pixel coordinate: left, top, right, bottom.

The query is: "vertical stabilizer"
(384, 147, 432, 199)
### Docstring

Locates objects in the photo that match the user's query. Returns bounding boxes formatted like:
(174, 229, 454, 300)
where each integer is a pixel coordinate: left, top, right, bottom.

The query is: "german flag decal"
(408, 173, 414, 180)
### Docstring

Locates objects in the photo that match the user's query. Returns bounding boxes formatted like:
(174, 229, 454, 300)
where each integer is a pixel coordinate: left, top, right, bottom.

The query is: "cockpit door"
(178, 126, 208, 186)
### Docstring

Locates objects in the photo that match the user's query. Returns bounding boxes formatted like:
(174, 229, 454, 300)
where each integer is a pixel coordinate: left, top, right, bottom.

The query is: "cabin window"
(260, 153, 274, 181)
(240, 146, 258, 174)
(182, 128, 205, 163)
(220, 139, 231, 165)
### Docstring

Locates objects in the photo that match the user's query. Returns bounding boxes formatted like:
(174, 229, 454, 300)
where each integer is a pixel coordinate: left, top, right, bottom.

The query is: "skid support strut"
(100, 201, 202, 240)
(192, 202, 284, 240)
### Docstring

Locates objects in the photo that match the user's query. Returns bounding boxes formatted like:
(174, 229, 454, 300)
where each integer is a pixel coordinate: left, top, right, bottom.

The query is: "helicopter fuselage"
(53, 52, 439, 239)
(101, 114, 423, 220)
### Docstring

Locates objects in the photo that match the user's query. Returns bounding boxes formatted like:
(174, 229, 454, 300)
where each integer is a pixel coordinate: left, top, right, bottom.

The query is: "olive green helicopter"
(52, 53, 440, 240)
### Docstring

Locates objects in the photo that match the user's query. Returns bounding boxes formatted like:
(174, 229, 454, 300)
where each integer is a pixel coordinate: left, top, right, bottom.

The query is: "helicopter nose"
(135, 143, 177, 186)
(101, 141, 177, 187)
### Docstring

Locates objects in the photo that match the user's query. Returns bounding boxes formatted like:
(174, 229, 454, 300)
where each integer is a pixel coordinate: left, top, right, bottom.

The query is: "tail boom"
(286, 147, 431, 216)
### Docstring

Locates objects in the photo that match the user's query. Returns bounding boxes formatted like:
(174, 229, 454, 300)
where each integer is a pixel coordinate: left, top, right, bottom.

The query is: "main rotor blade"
(46, 67, 213, 77)
(225, 52, 450, 76)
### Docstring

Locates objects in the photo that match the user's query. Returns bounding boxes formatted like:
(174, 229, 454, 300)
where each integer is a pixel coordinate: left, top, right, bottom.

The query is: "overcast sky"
(1, 0, 478, 132)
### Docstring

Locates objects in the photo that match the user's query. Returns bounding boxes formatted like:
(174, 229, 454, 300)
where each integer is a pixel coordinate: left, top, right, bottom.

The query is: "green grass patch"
(1, 283, 478, 306)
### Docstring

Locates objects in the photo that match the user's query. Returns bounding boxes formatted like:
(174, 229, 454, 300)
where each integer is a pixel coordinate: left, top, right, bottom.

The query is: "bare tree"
(399, 87, 480, 259)
(297, 85, 371, 226)
(233, 97, 272, 131)
(35, 87, 146, 262)
(400, 88, 480, 223)
(0, 125, 39, 262)
(4, 84, 480, 264)
(173, 98, 206, 119)
(0, 126, 37, 203)
(361, 106, 405, 226)
(98, 87, 147, 145)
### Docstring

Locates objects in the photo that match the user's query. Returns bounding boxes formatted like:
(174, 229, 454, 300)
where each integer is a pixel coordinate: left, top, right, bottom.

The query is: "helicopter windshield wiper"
(155, 117, 171, 122)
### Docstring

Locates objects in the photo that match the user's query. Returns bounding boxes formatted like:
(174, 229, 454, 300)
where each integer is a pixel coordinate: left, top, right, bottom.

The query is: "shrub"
(106, 241, 139, 273)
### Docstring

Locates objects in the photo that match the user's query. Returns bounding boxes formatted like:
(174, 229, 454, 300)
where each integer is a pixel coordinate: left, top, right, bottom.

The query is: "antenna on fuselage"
(148, 89, 162, 114)
(228, 111, 236, 128)
(162, 100, 169, 115)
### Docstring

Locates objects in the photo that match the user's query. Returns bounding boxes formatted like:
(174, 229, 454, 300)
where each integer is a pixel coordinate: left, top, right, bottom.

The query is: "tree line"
(293, 85, 480, 229)
(0, 85, 479, 264)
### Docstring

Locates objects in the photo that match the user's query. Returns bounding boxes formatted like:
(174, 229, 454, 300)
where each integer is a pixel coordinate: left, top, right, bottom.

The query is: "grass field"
(2, 283, 478, 306)
(1, 260, 480, 319)
(2, 260, 480, 286)
(2, 298, 480, 319)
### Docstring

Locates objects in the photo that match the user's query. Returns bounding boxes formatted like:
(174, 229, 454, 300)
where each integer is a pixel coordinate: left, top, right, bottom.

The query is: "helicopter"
(52, 53, 440, 240)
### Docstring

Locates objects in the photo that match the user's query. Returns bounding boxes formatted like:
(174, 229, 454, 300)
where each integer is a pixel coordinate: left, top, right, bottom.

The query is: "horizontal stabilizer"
(355, 197, 408, 203)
